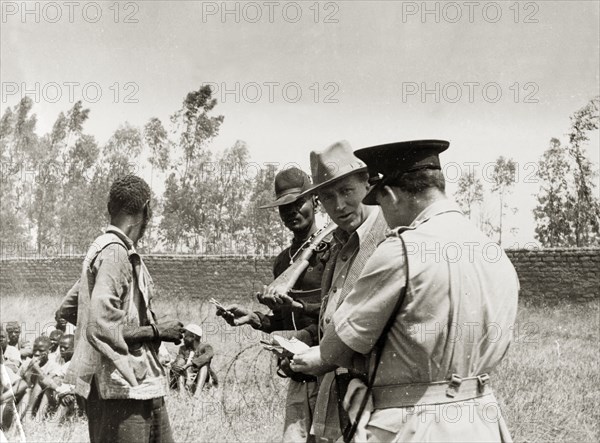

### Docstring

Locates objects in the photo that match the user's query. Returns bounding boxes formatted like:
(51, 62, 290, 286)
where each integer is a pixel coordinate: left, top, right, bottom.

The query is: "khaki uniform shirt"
(321, 199, 519, 441)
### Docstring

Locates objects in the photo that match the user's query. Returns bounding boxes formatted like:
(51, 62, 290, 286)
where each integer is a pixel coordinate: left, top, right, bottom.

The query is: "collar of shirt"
(390, 198, 463, 236)
(333, 205, 380, 247)
(105, 225, 136, 252)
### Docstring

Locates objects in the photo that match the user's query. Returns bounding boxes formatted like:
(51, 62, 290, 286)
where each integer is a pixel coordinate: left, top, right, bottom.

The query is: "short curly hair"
(107, 175, 151, 217)
(34, 335, 51, 348)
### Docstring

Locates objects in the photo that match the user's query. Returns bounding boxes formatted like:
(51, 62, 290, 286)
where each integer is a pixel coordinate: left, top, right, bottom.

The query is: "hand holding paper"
(261, 334, 309, 358)
(290, 345, 337, 376)
(272, 335, 310, 354)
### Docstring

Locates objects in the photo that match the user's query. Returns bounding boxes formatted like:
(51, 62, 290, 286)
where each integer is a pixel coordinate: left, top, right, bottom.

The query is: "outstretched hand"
(216, 304, 260, 328)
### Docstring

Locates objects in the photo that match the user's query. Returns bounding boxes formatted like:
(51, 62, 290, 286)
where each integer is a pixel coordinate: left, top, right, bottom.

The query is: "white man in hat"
(292, 140, 519, 442)
(216, 166, 328, 443)
(170, 324, 217, 395)
(288, 141, 389, 442)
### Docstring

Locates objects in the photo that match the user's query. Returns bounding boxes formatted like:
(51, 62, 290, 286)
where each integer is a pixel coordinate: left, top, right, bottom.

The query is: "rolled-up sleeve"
(321, 238, 407, 361)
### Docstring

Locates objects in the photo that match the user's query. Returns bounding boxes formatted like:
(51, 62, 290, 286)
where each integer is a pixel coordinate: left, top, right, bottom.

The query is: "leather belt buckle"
(446, 374, 462, 398)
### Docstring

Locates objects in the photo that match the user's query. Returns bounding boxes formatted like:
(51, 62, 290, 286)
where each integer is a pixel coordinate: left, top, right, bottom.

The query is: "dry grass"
(495, 299, 600, 442)
(1, 293, 598, 442)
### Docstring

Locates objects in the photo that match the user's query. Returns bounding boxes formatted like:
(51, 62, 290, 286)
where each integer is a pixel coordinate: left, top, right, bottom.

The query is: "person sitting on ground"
(47, 330, 63, 364)
(1, 329, 21, 374)
(1, 351, 24, 434)
(170, 324, 218, 395)
(14, 336, 60, 420)
(1, 330, 24, 430)
(34, 334, 77, 421)
(4, 323, 31, 360)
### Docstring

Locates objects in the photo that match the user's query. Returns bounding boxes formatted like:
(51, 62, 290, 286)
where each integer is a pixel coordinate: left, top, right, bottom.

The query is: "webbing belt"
(372, 374, 492, 409)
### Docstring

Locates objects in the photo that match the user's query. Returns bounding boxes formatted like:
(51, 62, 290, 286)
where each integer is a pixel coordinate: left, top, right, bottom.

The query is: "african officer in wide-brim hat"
(217, 166, 327, 443)
(258, 167, 313, 209)
(293, 140, 519, 442)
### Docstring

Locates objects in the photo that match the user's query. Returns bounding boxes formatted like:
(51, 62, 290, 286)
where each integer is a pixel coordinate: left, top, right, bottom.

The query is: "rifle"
(259, 222, 336, 306)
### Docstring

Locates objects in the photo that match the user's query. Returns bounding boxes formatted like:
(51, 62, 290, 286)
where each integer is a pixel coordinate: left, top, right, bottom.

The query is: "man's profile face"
(375, 184, 416, 229)
(59, 337, 74, 362)
(129, 199, 152, 243)
(317, 174, 370, 233)
(6, 325, 20, 346)
(49, 330, 63, 352)
(0, 331, 7, 353)
(33, 340, 50, 367)
(279, 197, 315, 234)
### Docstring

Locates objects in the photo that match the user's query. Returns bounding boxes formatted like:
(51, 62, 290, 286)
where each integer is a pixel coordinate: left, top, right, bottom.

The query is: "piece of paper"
(272, 335, 309, 355)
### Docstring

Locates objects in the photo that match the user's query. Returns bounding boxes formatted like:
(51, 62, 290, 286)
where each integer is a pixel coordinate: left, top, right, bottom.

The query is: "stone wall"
(1, 249, 598, 302)
(506, 248, 599, 301)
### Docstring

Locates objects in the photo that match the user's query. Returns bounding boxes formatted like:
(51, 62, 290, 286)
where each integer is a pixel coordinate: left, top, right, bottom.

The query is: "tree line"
(1, 89, 598, 256)
(0, 86, 289, 256)
(453, 96, 600, 247)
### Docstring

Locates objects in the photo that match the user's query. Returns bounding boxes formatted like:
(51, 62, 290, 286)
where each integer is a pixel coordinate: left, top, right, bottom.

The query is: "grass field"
(1, 293, 598, 442)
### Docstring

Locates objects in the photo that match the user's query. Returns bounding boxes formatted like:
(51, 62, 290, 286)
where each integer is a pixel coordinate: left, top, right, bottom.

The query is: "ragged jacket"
(60, 226, 167, 400)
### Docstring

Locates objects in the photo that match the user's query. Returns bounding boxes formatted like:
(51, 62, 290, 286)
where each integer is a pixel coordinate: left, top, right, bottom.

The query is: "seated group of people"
(0, 319, 217, 434)
(1, 318, 77, 429)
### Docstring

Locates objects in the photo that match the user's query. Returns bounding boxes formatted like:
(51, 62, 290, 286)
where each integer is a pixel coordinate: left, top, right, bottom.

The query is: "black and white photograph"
(0, 1, 599, 442)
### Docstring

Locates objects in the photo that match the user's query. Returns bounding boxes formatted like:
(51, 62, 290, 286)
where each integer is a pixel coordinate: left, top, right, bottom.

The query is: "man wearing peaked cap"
(357, 139, 449, 206)
(290, 141, 389, 441)
(217, 166, 327, 443)
(293, 140, 519, 442)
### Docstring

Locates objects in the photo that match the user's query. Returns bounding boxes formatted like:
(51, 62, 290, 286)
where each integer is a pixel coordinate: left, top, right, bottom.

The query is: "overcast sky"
(2, 0, 599, 245)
